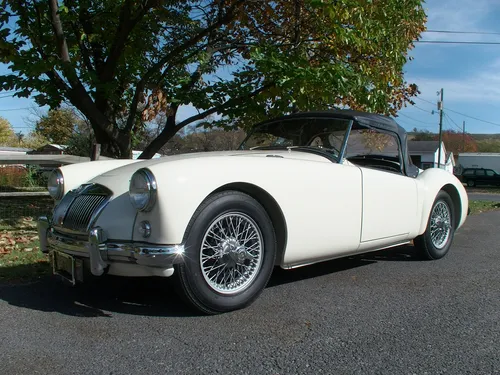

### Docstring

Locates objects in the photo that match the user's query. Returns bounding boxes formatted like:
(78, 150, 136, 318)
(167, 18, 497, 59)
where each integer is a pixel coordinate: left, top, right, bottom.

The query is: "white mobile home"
(457, 153, 500, 174)
(408, 141, 455, 174)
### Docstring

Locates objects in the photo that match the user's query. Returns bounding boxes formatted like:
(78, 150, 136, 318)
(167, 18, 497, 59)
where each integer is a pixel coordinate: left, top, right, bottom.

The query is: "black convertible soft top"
(253, 109, 407, 141)
(249, 109, 419, 178)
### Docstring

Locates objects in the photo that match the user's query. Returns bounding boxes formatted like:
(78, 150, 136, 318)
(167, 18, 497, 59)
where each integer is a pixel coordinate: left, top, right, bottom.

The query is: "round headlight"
(47, 169, 64, 200)
(129, 169, 157, 211)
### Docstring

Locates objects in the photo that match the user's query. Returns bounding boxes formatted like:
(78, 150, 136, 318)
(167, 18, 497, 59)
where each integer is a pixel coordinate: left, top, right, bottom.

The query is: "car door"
(475, 169, 486, 185)
(485, 169, 497, 185)
(360, 167, 418, 242)
(342, 128, 418, 244)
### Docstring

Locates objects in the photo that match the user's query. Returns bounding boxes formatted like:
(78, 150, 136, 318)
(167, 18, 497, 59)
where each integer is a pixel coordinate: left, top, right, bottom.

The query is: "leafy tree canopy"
(476, 139, 500, 153)
(35, 107, 85, 144)
(0, 116, 15, 145)
(440, 129, 477, 154)
(0, 0, 426, 158)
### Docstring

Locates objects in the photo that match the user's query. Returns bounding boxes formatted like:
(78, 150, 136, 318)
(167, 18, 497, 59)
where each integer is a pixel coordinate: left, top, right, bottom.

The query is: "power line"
(444, 115, 454, 130)
(445, 113, 464, 132)
(414, 96, 436, 106)
(446, 108, 500, 128)
(397, 112, 436, 125)
(415, 95, 500, 128)
(444, 113, 463, 132)
(413, 104, 434, 114)
(0, 107, 31, 111)
(415, 40, 500, 45)
(425, 30, 500, 35)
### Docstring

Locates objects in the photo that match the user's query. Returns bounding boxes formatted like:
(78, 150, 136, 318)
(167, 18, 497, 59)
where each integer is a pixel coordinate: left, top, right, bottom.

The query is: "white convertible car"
(38, 110, 469, 314)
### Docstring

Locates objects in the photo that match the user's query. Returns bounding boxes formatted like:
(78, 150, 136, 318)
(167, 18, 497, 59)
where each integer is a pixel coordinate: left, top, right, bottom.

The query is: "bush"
(0, 165, 48, 189)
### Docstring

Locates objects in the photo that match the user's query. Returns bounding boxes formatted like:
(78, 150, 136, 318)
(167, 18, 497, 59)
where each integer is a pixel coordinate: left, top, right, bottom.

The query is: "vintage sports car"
(38, 110, 469, 314)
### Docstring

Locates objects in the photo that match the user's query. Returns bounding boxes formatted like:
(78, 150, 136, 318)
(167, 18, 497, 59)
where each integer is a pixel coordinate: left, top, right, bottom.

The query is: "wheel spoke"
(429, 201, 451, 249)
(200, 212, 263, 294)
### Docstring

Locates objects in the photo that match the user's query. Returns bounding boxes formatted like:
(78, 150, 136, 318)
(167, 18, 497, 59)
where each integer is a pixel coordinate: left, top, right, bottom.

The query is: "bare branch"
(100, 0, 157, 83)
(137, 81, 274, 159)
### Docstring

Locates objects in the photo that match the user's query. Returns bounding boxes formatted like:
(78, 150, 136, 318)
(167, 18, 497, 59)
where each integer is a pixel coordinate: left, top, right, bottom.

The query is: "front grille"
(63, 194, 107, 232)
(51, 183, 111, 233)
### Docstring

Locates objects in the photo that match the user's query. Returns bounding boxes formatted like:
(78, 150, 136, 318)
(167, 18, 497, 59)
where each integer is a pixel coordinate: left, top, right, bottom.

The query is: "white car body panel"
(414, 167, 468, 233)
(85, 151, 363, 267)
(39, 110, 470, 314)
(57, 159, 141, 196)
(59, 148, 468, 269)
(51, 128, 468, 272)
(359, 167, 418, 243)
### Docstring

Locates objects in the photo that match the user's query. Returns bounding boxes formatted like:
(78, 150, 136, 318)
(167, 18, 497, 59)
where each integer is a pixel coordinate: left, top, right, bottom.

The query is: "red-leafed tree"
(438, 130, 477, 154)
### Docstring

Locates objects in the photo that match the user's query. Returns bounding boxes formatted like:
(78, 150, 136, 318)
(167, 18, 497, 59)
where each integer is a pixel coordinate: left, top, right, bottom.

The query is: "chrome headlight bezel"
(129, 168, 157, 212)
(47, 169, 64, 200)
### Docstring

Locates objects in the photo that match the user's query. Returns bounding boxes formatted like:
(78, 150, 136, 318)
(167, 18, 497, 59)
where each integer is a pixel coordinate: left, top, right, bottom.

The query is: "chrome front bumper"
(37, 216, 185, 277)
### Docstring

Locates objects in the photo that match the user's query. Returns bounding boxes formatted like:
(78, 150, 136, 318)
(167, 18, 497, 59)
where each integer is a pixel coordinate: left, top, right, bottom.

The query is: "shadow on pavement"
(0, 244, 420, 317)
(361, 244, 421, 262)
(0, 275, 197, 318)
(268, 244, 420, 287)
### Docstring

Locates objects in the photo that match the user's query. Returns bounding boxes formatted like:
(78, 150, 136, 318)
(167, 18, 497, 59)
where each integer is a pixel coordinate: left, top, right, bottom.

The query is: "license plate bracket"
(52, 251, 84, 285)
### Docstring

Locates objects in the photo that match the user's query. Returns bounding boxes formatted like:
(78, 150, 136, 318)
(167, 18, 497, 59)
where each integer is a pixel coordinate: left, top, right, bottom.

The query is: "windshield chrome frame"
(239, 117, 355, 163)
(337, 120, 354, 164)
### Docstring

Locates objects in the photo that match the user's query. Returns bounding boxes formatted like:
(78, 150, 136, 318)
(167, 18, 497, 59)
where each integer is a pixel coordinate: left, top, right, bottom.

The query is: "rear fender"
(415, 168, 468, 235)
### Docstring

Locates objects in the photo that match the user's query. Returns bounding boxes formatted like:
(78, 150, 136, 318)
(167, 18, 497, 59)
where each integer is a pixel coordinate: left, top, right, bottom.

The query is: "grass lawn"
(465, 186, 500, 194)
(0, 196, 53, 283)
(468, 200, 500, 215)
(0, 217, 51, 284)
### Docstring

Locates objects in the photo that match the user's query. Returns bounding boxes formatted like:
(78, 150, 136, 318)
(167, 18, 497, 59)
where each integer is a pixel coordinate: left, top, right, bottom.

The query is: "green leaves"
(0, 117, 15, 145)
(0, 0, 426, 158)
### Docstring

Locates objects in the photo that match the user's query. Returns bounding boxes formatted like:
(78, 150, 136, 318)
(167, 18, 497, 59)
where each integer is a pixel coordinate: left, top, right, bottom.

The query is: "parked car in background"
(38, 110, 469, 314)
(458, 168, 500, 187)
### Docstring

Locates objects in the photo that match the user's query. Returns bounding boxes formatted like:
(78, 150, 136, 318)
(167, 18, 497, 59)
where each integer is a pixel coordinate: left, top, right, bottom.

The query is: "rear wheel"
(467, 180, 475, 187)
(174, 191, 276, 314)
(414, 190, 455, 260)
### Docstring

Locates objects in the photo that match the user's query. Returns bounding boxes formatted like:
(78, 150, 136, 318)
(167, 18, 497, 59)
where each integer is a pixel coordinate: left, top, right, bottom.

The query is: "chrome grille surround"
(52, 183, 112, 234)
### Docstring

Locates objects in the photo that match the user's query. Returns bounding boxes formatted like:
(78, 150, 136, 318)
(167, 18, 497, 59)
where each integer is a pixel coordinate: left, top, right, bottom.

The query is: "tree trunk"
(138, 112, 177, 159)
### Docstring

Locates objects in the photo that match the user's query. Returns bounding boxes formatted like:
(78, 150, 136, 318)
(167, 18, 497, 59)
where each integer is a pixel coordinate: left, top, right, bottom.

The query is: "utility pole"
(462, 120, 466, 152)
(437, 88, 444, 168)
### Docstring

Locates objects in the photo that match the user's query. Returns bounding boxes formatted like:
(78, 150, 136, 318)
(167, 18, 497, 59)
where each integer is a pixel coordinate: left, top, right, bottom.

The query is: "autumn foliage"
(1, 0, 427, 158)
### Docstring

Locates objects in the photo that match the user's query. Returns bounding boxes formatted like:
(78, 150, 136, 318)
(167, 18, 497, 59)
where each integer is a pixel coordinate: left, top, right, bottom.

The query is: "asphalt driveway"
(468, 193, 500, 202)
(0, 212, 499, 375)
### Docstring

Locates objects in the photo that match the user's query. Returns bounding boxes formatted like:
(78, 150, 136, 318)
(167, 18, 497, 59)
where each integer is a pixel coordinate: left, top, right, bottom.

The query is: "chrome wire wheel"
(200, 212, 264, 295)
(430, 201, 452, 249)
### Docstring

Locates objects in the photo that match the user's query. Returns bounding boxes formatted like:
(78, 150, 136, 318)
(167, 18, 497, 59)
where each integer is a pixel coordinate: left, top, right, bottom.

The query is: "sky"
(2, 0, 500, 136)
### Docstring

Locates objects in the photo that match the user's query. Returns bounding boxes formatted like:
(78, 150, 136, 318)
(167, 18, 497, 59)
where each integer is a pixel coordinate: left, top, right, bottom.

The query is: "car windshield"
(239, 117, 353, 161)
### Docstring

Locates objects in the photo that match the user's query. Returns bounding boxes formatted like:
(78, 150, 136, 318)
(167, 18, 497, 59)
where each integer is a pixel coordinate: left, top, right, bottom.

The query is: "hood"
(87, 149, 337, 197)
(90, 149, 332, 178)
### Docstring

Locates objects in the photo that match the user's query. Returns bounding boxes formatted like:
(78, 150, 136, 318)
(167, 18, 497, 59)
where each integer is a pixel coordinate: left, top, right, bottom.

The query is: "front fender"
(58, 159, 141, 196)
(416, 168, 468, 235)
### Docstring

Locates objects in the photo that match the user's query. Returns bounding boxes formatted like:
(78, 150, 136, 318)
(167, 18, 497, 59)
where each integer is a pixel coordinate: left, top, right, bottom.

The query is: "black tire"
(467, 180, 475, 187)
(414, 190, 455, 260)
(173, 191, 277, 314)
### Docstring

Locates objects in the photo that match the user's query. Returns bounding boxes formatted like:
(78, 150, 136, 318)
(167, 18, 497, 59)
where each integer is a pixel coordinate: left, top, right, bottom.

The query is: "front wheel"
(174, 191, 276, 314)
(414, 190, 455, 260)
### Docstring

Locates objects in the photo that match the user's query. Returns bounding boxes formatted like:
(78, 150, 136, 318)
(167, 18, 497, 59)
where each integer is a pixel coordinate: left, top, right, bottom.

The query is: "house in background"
(408, 141, 455, 173)
(27, 144, 68, 155)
